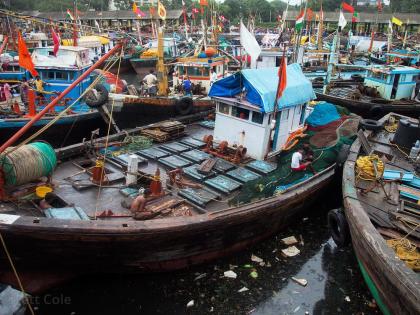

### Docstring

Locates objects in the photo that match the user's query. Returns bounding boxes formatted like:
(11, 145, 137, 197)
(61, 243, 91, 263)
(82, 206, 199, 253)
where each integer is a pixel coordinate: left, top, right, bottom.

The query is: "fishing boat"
(0, 46, 112, 146)
(0, 64, 358, 287)
(335, 113, 420, 314)
(315, 65, 420, 118)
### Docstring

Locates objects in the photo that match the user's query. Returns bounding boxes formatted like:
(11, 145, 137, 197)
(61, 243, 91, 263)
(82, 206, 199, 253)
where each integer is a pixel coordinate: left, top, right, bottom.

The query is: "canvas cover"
(209, 63, 315, 113)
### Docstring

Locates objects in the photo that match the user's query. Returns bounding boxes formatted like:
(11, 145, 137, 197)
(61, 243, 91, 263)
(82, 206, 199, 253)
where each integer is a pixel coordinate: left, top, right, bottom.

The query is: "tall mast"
(157, 21, 168, 96)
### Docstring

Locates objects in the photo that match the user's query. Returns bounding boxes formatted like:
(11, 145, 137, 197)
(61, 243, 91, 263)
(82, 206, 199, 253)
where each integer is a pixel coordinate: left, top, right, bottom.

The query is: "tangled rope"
(386, 238, 420, 271)
(356, 154, 385, 181)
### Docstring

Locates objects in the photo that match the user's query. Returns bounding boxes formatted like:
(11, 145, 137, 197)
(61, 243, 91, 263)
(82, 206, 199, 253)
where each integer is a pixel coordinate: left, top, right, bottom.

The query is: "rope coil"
(356, 155, 384, 181)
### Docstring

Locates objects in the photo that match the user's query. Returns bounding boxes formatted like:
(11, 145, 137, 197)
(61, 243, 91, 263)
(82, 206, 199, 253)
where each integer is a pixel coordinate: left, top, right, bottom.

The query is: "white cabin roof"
(31, 46, 92, 69)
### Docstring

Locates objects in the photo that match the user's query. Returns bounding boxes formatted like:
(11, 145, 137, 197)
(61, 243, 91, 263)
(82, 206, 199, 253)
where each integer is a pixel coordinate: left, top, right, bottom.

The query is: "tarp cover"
(209, 63, 315, 113)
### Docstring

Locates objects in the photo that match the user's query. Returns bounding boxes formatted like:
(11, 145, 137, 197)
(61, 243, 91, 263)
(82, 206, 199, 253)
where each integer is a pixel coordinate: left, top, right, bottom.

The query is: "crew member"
(34, 75, 49, 100)
(291, 148, 316, 174)
(182, 76, 192, 96)
(210, 68, 218, 85)
(19, 78, 30, 108)
(143, 69, 158, 97)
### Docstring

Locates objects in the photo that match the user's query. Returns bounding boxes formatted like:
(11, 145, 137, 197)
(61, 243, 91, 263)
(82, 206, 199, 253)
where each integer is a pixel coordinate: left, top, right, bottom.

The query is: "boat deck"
(348, 118, 420, 242)
(2, 121, 279, 221)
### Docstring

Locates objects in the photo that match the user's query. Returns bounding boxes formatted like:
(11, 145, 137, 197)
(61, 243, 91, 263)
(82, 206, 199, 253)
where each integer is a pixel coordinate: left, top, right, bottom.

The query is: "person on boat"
(291, 148, 316, 174)
(302, 143, 314, 162)
(3, 82, 12, 106)
(210, 69, 218, 85)
(183, 76, 192, 96)
(34, 76, 49, 100)
(143, 70, 158, 97)
(19, 78, 30, 108)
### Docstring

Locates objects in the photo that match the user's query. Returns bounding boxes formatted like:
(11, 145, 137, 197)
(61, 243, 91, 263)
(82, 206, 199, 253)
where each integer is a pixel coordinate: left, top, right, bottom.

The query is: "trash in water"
(251, 254, 263, 263)
(224, 270, 237, 279)
(187, 300, 194, 307)
(345, 296, 351, 302)
(194, 273, 207, 281)
(250, 270, 258, 279)
(281, 246, 301, 257)
(291, 277, 308, 286)
(281, 236, 298, 246)
(238, 287, 249, 293)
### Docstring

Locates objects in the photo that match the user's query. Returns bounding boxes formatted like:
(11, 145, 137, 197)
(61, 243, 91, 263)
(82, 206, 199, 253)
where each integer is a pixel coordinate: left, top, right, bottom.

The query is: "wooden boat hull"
(0, 111, 105, 147)
(0, 165, 335, 274)
(342, 129, 420, 315)
(112, 97, 214, 129)
(315, 91, 420, 118)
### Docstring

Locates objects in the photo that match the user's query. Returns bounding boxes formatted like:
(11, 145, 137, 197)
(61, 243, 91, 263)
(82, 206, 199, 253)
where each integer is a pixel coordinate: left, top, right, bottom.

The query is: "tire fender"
(175, 97, 194, 115)
(328, 208, 350, 247)
(84, 84, 109, 108)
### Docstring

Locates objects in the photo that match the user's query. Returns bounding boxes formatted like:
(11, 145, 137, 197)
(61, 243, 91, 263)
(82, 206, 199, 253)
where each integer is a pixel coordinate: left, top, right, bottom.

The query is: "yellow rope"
(384, 116, 398, 133)
(355, 154, 384, 181)
(0, 233, 35, 315)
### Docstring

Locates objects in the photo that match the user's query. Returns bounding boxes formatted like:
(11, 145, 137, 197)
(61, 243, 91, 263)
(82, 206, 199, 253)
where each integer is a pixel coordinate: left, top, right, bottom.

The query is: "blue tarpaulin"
(209, 63, 315, 113)
(305, 102, 340, 127)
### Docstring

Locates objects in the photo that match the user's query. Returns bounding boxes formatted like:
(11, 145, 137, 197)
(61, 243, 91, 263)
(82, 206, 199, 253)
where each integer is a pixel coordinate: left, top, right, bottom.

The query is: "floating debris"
(223, 270, 237, 279)
(250, 270, 258, 279)
(186, 300, 194, 308)
(291, 277, 308, 286)
(281, 236, 298, 246)
(251, 254, 264, 263)
(194, 273, 207, 281)
(281, 246, 301, 257)
(238, 287, 249, 293)
(345, 296, 351, 302)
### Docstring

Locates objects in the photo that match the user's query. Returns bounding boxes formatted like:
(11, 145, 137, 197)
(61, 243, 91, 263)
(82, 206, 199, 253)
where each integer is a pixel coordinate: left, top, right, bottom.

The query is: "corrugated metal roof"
(34, 10, 183, 21)
(286, 10, 420, 24)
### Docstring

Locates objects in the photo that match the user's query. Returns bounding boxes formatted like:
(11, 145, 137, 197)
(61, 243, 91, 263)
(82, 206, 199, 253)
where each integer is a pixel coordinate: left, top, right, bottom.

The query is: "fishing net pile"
(230, 103, 358, 205)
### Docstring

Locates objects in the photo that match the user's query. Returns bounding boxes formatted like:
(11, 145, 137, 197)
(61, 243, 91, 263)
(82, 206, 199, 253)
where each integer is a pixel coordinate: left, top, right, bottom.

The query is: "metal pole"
(0, 43, 123, 152)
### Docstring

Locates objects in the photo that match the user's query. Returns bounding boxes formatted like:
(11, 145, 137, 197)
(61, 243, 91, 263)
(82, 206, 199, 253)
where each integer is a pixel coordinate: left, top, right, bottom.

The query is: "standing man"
(19, 78, 30, 108)
(34, 75, 49, 100)
(143, 69, 158, 96)
(182, 76, 192, 96)
(210, 68, 218, 85)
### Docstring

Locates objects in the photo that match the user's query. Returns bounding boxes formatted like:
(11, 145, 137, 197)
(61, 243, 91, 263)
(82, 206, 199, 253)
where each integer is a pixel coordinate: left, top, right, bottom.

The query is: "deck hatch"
(159, 142, 191, 153)
(204, 175, 242, 194)
(158, 155, 192, 169)
(178, 187, 220, 207)
(137, 147, 171, 159)
(183, 164, 215, 180)
(226, 167, 261, 183)
(181, 149, 212, 163)
(245, 160, 277, 175)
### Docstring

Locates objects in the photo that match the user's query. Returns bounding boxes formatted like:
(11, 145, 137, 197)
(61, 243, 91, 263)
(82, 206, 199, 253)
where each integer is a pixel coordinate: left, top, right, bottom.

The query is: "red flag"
(18, 32, 38, 77)
(276, 56, 287, 100)
(306, 8, 314, 21)
(341, 2, 354, 13)
(377, 0, 383, 12)
(200, 0, 208, 5)
(51, 28, 60, 56)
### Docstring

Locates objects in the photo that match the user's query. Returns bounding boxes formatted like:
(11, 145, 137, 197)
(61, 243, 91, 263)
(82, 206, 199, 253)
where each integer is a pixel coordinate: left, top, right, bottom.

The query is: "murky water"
(33, 183, 380, 315)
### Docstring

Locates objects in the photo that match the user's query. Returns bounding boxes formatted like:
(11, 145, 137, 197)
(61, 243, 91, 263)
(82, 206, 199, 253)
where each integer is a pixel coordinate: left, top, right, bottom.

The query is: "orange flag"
(18, 32, 38, 77)
(276, 56, 287, 100)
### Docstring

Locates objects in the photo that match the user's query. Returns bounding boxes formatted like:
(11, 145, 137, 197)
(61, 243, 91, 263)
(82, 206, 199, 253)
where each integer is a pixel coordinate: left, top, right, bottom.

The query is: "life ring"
(351, 74, 363, 82)
(328, 208, 350, 247)
(84, 84, 109, 108)
(360, 118, 383, 131)
(175, 97, 194, 115)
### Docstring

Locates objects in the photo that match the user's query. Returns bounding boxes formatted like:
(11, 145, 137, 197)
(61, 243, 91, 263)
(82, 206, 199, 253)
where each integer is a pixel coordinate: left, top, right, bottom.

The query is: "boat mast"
(402, 19, 409, 49)
(157, 21, 168, 96)
(73, 0, 78, 46)
(323, 27, 339, 94)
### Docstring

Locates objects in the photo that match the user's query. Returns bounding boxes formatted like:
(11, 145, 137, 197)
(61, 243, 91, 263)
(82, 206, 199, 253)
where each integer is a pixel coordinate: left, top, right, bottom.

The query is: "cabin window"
(232, 107, 250, 120)
(178, 66, 184, 75)
(187, 67, 200, 76)
(47, 71, 55, 79)
(218, 103, 230, 115)
(280, 109, 289, 121)
(370, 71, 384, 81)
(68, 72, 75, 81)
(251, 111, 264, 124)
(55, 71, 67, 80)
(400, 74, 406, 82)
(202, 68, 209, 77)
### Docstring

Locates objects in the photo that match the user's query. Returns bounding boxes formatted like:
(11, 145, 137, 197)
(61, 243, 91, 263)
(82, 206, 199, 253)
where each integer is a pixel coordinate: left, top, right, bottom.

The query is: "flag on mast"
(240, 21, 261, 66)
(133, 2, 146, 18)
(158, 1, 167, 20)
(391, 16, 403, 26)
(295, 10, 304, 32)
(276, 56, 287, 100)
(66, 9, 74, 21)
(18, 32, 38, 77)
(51, 28, 60, 56)
(338, 11, 347, 29)
(341, 2, 354, 13)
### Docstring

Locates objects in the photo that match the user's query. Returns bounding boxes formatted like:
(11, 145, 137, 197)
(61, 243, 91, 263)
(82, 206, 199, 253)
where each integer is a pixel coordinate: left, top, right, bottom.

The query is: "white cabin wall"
(214, 110, 271, 160)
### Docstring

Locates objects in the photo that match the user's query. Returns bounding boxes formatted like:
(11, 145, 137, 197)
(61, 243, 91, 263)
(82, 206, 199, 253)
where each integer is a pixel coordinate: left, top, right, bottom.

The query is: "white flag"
(95, 20, 101, 32)
(240, 21, 261, 65)
(338, 11, 347, 29)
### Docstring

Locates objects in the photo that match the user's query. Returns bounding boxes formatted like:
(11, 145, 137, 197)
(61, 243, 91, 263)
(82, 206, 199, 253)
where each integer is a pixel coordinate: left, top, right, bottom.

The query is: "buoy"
(205, 47, 217, 57)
